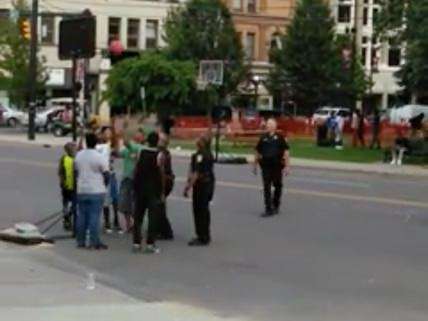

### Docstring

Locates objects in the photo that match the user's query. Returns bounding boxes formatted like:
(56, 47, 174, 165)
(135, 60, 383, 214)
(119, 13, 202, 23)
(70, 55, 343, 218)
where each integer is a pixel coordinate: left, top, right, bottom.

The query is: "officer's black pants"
(192, 181, 213, 243)
(133, 196, 160, 245)
(261, 166, 283, 211)
(158, 201, 174, 238)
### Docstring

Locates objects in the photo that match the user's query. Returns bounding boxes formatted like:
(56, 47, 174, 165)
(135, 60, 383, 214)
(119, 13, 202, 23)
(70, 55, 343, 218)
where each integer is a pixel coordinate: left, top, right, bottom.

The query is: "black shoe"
(77, 244, 86, 249)
(90, 243, 108, 250)
(261, 210, 274, 218)
(158, 234, 174, 241)
(188, 238, 209, 246)
(272, 207, 280, 215)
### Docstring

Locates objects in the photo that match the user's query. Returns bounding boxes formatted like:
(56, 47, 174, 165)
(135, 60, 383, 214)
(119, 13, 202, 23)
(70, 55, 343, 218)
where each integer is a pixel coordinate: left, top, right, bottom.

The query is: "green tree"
(163, 0, 246, 105)
(376, 1, 428, 100)
(268, 0, 368, 115)
(104, 52, 196, 116)
(0, 0, 45, 109)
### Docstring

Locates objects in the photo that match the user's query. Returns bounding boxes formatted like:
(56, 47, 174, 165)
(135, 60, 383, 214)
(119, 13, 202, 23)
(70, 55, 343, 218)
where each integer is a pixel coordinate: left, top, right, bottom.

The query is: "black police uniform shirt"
(191, 151, 215, 183)
(256, 132, 289, 167)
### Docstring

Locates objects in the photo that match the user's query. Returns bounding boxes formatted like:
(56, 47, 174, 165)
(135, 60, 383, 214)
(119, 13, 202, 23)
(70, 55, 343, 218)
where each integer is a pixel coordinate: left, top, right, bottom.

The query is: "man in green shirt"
(117, 131, 144, 232)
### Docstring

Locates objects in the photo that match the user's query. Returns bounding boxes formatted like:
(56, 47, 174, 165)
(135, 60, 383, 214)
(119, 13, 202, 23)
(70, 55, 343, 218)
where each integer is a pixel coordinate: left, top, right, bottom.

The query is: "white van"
(389, 105, 428, 124)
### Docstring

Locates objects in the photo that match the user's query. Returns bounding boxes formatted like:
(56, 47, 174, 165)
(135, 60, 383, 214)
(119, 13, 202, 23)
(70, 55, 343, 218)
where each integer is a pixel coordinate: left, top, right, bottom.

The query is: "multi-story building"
(224, 0, 296, 109)
(0, 0, 181, 118)
(331, 0, 404, 110)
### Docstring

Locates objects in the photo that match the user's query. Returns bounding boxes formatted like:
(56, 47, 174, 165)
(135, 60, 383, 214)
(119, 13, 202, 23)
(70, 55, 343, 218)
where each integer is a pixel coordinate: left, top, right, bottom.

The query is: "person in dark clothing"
(254, 118, 290, 217)
(133, 132, 164, 254)
(157, 132, 175, 240)
(184, 136, 215, 246)
(370, 109, 382, 149)
(357, 110, 366, 147)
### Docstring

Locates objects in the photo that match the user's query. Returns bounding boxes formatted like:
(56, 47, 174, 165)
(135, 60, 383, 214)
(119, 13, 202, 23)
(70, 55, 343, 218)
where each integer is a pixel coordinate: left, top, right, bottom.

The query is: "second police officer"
(184, 136, 215, 246)
(254, 118, 290, 217)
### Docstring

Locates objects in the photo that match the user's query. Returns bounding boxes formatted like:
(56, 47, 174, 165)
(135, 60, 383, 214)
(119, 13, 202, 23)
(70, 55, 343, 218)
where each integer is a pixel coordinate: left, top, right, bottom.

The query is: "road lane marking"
(1, 157, 427, 210)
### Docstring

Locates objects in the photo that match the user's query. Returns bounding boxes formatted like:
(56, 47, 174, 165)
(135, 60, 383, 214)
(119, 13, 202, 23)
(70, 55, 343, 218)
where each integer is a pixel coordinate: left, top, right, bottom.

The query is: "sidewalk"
(0, 241, 245, 321)
(1, 132, 427, 177)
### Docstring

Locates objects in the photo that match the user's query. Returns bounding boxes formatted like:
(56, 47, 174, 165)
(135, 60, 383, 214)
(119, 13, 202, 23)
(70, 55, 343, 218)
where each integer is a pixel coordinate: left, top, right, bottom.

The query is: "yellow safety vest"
(63, 155, 74, 190)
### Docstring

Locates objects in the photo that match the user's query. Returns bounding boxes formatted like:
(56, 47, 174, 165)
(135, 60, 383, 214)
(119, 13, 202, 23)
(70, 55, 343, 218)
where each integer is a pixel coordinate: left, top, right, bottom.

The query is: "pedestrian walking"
(58, 142, 76, 231)
(74, 133, 110, 250)
(157, 132, 175, 240)
(116, 130, 144, 233)
(183, 136, 215, 246)
(133, 132, 164, 254)
(254, 118, 290, 217)
(370, 109, 382, 149)
(96, 126, 122, 234)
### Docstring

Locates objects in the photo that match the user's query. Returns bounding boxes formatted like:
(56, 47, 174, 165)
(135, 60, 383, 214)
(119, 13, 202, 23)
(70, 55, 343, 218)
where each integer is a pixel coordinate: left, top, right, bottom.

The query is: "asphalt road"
(1, 140, 428, 321)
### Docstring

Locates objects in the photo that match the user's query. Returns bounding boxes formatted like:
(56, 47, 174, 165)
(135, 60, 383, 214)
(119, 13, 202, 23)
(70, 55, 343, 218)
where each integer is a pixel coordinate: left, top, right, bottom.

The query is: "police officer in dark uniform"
(184, 136, 215, 246)
(254, 118, 290, 217)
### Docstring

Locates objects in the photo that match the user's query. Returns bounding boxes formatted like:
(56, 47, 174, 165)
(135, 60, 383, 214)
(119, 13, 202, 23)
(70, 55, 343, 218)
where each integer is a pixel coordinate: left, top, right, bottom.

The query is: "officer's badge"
(197, 154, 203, 163)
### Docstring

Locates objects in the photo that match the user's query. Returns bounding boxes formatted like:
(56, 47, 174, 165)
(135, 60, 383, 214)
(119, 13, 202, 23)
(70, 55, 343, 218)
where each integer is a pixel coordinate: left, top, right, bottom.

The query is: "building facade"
(330, 0, 404, 109)
(1, 0, 181, 118)
(224, 0, 296, 109)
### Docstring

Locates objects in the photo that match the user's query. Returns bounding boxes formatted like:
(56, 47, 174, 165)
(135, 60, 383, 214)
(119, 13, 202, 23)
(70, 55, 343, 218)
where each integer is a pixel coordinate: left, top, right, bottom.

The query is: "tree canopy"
(0, 0, 45, 109)
(104, 52, 196, 116)
(268, 0, 368, 115)
(163, 0, 246, 102)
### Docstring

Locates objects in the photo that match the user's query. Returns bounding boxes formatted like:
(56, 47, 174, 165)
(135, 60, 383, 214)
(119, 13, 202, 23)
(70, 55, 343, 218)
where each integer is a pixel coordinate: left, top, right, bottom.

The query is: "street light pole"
(27, 0, 38, 140)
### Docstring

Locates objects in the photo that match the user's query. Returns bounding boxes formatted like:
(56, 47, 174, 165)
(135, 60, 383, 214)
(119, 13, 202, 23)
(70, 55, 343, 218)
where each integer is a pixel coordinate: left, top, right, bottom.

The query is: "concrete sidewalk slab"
(0, 242, 245, 321)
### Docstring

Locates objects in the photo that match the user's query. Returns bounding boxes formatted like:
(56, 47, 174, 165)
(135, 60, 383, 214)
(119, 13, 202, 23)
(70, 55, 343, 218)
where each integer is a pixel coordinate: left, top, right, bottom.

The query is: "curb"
(1, 135, 427, 177)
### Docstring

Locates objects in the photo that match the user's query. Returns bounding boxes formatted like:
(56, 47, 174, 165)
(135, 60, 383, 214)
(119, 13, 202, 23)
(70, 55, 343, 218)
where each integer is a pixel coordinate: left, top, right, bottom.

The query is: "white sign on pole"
(46, 69, 66, 86)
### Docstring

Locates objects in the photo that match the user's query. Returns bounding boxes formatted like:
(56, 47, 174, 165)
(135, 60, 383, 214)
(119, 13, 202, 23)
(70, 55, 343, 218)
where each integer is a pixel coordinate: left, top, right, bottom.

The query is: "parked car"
(0, 104, 28, 127)
(388, 104, 428, 124)
(35, 106, 65, 132)
(312, 106, 351, 123)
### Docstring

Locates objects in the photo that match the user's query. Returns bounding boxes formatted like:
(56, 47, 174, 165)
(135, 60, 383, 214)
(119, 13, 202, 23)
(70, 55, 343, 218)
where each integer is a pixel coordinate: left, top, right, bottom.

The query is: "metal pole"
(71, 57, 78, 142)
(354, 0, 363, 111)
(27, 0, 38, 141)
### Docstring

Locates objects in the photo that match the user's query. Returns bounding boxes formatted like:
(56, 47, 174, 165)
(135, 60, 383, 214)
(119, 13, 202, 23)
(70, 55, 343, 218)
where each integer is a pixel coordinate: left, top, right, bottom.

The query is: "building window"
(363, 7, 369, 26)
(41, 16, 55, 45)
(232, 0, 242, 11)
(146, 20, 158, 49)
(388, 47, 401, 67)
(108, 17, 121, 44)
(361, 48, 367, 66)
(245, 33, 255, 61)
(338, 5, 351, 23)
(127, 19, 140, 49)
(247, 0, 256, 13)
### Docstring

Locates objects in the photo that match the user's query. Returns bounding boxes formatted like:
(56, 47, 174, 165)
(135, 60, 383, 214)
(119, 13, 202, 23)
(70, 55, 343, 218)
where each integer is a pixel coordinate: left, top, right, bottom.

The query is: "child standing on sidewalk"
(58, 142, 76, 231)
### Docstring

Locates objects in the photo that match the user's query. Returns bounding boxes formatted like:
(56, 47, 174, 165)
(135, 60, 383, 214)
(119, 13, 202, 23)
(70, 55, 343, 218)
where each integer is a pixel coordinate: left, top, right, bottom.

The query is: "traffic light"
(20, 19, 31, 40)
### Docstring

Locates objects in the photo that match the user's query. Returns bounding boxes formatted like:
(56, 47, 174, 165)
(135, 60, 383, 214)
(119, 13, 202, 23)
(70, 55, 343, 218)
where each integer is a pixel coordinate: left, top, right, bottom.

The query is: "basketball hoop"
(199, 60, 224, 86)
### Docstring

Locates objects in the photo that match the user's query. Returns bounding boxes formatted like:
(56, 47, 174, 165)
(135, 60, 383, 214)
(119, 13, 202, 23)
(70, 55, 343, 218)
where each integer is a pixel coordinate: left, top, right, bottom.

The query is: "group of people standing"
(58, 123, 216, 254)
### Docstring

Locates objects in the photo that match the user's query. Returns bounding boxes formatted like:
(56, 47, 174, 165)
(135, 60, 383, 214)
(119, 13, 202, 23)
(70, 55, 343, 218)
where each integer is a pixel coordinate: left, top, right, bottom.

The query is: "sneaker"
(63, 217, 72, 231)
(105, 228, 113, 234)
(114, 226, 124, 235)
(143, 244, 160, 254)
(77, 244, 86, 249)
(188, 238, 209, 247)
(132, 244, 142, 253)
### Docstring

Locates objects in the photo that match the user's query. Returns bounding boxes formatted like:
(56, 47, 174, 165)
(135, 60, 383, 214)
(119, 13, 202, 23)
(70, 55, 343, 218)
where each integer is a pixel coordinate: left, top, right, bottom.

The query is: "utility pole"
(27, 0, 38, 140)
(354, 0, 364, 111)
